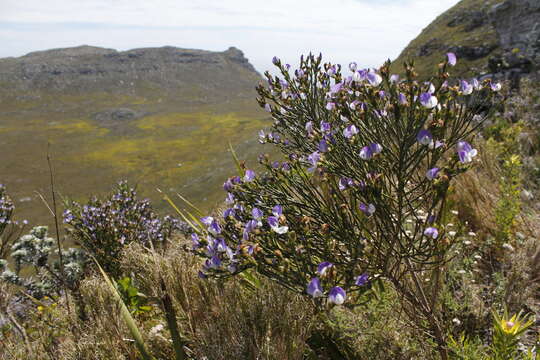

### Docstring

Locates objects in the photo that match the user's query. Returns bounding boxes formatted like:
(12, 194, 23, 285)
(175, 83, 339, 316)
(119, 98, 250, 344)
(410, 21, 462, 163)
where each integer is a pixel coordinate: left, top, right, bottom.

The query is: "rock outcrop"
(392, 0, 540, 86)
(0, 45, 260, 101)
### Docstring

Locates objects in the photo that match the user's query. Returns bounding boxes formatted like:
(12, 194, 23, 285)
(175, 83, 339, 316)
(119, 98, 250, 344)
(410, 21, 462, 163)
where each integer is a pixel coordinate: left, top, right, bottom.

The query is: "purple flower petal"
(307, 278, 323, 297)
(426, 167, 440, 180)
(355, 273, 369, 286)
(328, 287, 346, 305)
(417, 129, 433, 145)
(343, 124, 358, 139)
(424, 227, 439, 239)
(317, 261, 333, 276)
(447, 52, 457, 66)
(244, 169, 256, 182)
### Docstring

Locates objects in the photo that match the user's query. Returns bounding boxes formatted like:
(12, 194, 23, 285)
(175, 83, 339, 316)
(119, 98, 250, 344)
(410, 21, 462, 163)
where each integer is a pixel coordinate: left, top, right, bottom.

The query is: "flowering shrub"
(64, 181, 186, 276)
(0, 184, 26, 259)
(187, 53, 501, 358)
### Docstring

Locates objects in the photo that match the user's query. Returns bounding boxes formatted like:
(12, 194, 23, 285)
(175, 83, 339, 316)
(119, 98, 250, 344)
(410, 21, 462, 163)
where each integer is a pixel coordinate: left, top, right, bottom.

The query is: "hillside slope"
(391, 0, 539, 82)
(0, 46, 266, 225)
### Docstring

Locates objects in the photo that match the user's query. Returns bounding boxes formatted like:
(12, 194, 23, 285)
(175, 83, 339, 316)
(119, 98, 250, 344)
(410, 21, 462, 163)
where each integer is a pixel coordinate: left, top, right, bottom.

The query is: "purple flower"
(209, 255, 221, 269)
(252, 207, 263, 219)
(457, 141, 477, 163)
(320, 121, 331, 133)
(390, 74, 400, 83)
(366, 71, 382, 86)
(191, 233, 200, 249)
(326, 66, 336, 76)
(326, 102, 336, 111)
(272, 205, 283, 217)
(208, 220, 222, 235)
(242, 219, 259, 240)
(424, 227, 439, 239)
(201, 216, 214, 226)
(353, 69, 367, 82)
(416, 129, 433, 145)
(426, 167, 440, 180)
(490, 82, 502, 92)
(398, 93, 408, 105)
(264, 103, 272, 112)
(330, 82, 343, 94)
(215, 238, 228, 252)
(272, 56, 280, 65)
(225, 192, 235, 204)
(349, 62, 357, 72)
(359, 143, 382, 160)
(244, 169, 256, 182)
(359, 203, 376, 216)
(339, 177, 354, 191)
(460, 80, 473, 95)
(471, 78, 480, 90)
(223, 208, 235, 219)
(305, 121, 314, 136)
(307, 278, 323, 297)
(328, 287, 346, 305)
(355, 273, 369, 286)
(318, 139, 329, 152)
(419, 92, 438, 109)
(447, 52, 457, 66)
(268, 216, 288, 234)
(317, 261, 333, 276)
(343, 124, 358, 139)
(307, 151, 321, 172)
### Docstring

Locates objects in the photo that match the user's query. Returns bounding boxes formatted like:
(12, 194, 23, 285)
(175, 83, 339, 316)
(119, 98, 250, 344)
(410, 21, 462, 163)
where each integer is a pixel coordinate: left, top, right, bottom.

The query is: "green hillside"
(0, 46, 267, 226)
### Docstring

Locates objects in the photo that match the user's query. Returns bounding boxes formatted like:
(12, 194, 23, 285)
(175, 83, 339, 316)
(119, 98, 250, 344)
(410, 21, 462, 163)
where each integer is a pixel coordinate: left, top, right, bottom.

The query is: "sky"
(0, 0, 460, 73)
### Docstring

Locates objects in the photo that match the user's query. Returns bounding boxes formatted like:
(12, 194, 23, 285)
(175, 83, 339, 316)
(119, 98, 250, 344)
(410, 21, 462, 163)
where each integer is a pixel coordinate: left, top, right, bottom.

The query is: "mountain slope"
(391, 0, 539, 81)
(0, 46, 266, 225)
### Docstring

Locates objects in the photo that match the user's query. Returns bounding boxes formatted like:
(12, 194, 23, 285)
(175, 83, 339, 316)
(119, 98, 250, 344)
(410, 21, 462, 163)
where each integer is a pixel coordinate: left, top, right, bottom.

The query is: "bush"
(188, 53, 502, 359)
(63, 181, 186, 276)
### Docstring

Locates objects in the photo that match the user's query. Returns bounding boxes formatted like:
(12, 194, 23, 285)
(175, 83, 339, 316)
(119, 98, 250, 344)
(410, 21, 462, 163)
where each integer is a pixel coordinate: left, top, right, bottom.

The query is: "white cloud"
(0, 0, 459, 73)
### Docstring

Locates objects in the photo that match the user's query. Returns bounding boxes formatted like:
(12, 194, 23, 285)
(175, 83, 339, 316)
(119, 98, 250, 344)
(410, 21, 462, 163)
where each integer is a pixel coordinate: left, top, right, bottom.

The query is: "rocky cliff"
(392, 0, 540, 84)
(0, 45, 260, 104)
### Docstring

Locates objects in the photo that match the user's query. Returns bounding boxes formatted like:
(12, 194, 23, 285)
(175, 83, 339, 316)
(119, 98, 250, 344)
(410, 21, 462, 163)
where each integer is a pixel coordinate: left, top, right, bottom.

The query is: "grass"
(0, 90, 268, 229)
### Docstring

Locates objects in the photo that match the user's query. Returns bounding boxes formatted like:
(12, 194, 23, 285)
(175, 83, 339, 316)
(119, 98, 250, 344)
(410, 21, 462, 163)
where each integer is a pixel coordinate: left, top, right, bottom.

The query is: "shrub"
(0, 226, 88, 299)
(187, 53, 502, 359)
(0, 184, 26, 259)
(63, 181, 186, 276)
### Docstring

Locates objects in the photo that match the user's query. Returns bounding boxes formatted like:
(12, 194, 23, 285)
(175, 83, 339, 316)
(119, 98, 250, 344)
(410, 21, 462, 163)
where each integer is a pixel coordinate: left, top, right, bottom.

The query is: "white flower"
(452, 318, 462, 326)
(468, 232, 477, 237)
(451, 210, 459, 215)
(448, 231, 457, 237)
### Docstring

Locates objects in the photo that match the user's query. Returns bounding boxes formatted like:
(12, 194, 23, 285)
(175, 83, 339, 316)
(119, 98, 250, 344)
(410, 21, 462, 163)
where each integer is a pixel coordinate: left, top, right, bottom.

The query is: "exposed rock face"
(393, 0, 540, 86)
(0, 45, 260, 99)
(487, 0, 540, 79)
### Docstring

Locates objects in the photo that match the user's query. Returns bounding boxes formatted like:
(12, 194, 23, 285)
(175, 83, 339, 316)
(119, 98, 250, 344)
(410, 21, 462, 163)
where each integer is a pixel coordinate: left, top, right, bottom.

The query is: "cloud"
(0, 0, 459, 73)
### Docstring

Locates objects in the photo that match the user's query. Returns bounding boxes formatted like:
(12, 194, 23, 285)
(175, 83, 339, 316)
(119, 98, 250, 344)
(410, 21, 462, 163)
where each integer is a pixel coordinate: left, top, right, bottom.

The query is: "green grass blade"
(228, 142, 244, 176)
(94, 259, 155, 360)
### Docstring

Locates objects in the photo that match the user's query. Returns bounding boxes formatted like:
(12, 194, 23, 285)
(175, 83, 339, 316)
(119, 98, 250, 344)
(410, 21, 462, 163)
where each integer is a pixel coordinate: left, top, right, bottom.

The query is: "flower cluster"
(64, 181, 186, 276)
(188, 53, 501, 306)
(0, 184, 27, 259)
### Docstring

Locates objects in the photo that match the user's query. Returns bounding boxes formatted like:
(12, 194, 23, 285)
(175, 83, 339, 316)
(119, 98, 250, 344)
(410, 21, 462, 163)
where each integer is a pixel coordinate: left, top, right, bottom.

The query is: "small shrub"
(64, 181, 186, 276)
(0, 226, 88, 299)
